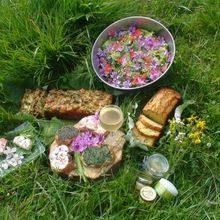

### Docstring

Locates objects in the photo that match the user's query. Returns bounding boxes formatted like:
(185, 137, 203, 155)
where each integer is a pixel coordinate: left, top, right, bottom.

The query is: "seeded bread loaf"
(20, 89, 113, 119)
(132, 127, 156, 147)
(143, 88, 181, 125)
(44, 89, 113, 119)
(20, 89, 46, 117)
(138, 115, 163, 132)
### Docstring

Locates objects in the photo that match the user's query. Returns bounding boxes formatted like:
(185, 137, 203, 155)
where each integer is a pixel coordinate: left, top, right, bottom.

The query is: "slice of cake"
(139, 114, 163, 132)
(136, 121, 160, 138)
(143, 88, 181, 125)
(132, 127, 156, 147)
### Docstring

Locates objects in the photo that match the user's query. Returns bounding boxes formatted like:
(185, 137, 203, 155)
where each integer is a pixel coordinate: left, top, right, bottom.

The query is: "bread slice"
(49, 143, 75, 174)
(136, 120, 160, 138)
(143, 88, 181, 125)
(139, 114, 163, 132)
(132, 127, 156, 147)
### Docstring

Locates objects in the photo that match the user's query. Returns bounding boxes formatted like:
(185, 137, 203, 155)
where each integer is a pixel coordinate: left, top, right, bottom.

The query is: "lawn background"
(0, 0, 219, 219)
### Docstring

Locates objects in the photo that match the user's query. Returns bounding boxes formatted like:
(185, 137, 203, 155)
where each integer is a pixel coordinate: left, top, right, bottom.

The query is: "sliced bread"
(143, 88, 181, 125)
(132, 127, 156, 147)
(136, 120, 160, 138)
(139, 114, 163, 132)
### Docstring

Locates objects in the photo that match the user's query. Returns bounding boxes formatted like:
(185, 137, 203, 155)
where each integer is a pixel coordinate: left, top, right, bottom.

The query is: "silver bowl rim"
(91, 16, 176, 90)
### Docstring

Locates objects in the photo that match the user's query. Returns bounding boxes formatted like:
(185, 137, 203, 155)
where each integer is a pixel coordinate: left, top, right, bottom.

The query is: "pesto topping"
(57, 125, 79, 141)
(83, 145, 112, 166)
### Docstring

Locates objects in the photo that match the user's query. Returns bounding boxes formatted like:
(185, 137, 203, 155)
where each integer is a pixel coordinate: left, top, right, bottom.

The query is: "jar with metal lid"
(139, 186, 157, 203)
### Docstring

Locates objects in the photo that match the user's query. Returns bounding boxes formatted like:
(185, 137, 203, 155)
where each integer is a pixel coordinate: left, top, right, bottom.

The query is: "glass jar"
(142, 153, 169, 184)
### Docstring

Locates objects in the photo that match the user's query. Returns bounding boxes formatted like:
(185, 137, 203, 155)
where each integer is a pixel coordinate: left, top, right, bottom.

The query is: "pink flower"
(0, 138, 8, 154)
(108, 30, 116, 38)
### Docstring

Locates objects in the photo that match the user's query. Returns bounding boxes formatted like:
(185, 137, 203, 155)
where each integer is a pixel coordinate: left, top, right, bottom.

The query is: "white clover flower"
(175, 132, 186, 143)
(1, 162, 9, 170)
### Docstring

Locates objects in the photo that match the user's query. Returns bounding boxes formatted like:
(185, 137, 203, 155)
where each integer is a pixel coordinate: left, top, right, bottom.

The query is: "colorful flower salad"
(96, 26, 173, 88)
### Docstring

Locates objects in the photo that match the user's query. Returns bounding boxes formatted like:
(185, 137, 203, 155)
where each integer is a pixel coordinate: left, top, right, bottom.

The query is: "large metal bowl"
(91, 16, 175, 90)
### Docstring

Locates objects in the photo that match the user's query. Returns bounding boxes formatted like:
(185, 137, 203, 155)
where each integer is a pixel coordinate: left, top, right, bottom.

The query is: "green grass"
(0, 0, 220, 219)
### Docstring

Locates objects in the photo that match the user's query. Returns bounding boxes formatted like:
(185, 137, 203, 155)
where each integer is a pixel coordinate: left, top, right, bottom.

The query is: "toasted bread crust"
(143, 88, 181, 125)
(139, 114, 163, 132)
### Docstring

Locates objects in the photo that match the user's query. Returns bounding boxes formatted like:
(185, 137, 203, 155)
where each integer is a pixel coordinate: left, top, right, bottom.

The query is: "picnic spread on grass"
(0, 17, 209, 203)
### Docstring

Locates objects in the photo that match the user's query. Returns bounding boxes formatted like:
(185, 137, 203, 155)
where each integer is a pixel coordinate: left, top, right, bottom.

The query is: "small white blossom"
(1, 147, 24, 170)
(175, 132, 186, 143)
(1, 162, 9, 170)
(4, 147, 17, 159)
(207, 143, 212, 148)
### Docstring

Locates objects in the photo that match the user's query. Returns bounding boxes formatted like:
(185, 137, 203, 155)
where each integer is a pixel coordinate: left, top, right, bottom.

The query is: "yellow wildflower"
(187, 115, 197, 123)
(196, 120, 205, 130)
(189, 131, 201, 139)
(194, 131, 201, 136)
(188, 133, 194, 138)
(194, 138, 201, 144)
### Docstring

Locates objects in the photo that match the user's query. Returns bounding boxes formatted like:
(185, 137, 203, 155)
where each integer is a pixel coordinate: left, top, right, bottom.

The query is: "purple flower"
(110, 71, 119, 79)
(112, 78, 121, 87)
(118, 31, 123, 38)
(159, 36, 166, 45)
(97, 48, 105, 57)
(117, 46, 124, 52)
(129, 25, 136, 34)
(99, 57, 107, 66)
(99, 68, 106, 77)
(167, 53, 173, 63)
(123, 80, 132, 88)
(72, 131, 105, 152)
(134, 63, 142, 71)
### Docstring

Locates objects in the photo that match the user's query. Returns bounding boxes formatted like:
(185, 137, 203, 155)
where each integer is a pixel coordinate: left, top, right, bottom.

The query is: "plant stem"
(74, 151, 87, 182)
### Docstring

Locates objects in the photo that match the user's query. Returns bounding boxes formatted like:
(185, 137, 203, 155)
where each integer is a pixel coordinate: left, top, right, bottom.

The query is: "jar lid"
(158, 178, 178, 196)
(140, 186, 157, 201)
